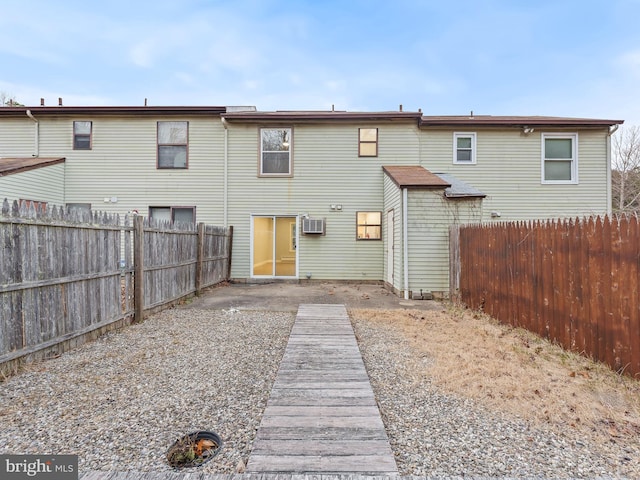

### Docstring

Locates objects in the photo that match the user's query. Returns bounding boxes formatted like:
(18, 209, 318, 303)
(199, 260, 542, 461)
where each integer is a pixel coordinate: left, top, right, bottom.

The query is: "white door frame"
(386, 209, 394, 286)
(250, 214, 298, 278)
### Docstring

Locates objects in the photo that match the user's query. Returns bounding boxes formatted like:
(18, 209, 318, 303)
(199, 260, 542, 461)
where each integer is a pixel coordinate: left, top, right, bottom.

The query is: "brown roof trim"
(0, 106, 226, 116)
(420, 115, 624, 128)
(382, 165, 451, 189)
(222, 110, 423, 123)
(0, 157, 65, 176)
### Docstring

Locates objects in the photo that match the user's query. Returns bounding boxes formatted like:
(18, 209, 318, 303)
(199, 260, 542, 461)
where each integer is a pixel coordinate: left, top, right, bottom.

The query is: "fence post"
(226, 226, 234, 281)
(134, 215, 144, 322)
(449, 224, 460, 302)
(196, 222, 205, 295)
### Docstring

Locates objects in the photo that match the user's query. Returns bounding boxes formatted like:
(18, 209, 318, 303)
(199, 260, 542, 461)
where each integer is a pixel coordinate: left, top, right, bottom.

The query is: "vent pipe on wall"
(606, 125, 619, 215)
(221, 116, 229, 226)
(403, 187, 409, 300)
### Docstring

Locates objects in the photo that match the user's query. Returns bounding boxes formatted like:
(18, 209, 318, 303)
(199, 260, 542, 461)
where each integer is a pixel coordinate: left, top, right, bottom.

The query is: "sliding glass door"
(252, 216, 297, 277)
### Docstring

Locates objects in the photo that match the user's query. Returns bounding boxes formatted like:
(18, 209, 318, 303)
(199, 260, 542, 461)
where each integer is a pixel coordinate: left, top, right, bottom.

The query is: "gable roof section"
(420, 115, 623, 128)
(434, 173, 486, 198)
(0, 157, 65, 176)
(382, 165, 451, 189)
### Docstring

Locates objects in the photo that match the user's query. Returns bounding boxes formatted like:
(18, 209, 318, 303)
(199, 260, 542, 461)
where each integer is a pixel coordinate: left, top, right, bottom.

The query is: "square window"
(542, 133, 578, 184)
(357, 211, 382, 240)
(260, 128, 292, 176)
(149, 206, 195, 224)
(66, 203, 91, 215)
(359, 128, 378, 157)
(453, 132, 476, 164)
(19, 199, 47, 213)
(73, 121, 92, 150)
(158, 121, 188, 169)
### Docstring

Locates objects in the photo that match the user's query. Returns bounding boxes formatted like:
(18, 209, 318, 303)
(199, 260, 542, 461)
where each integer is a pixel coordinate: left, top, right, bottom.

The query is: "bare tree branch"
(0, 91, 23, 107)
(612, 126, 640, 214)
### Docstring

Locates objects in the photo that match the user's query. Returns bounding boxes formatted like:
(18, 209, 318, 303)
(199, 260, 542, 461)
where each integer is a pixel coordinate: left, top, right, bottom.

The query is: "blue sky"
(2, 0, 640, 125)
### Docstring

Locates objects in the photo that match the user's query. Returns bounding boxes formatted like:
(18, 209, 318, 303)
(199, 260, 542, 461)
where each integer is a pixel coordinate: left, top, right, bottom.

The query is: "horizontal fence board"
(454, 214, 640, 377)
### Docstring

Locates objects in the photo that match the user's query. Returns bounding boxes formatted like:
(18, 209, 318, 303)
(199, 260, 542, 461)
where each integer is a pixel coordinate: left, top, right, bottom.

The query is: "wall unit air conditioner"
(302, 218, 325, 235)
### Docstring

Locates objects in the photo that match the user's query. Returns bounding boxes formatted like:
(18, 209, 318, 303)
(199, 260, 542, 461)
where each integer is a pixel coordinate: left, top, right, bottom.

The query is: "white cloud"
(615, 50, 640, 78)
(174, 72, 195, 86)
(129, 40, 158, 68)
(243, 80, 260, 90)
(324, 80, 344, 91)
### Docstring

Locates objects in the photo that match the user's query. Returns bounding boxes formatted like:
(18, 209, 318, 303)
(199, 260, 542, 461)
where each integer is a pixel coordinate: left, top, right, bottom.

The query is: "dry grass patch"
(351, 305, 640, 447)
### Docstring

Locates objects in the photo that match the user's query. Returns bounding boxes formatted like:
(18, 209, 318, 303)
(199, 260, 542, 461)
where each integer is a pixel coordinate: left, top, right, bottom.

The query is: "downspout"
(26, 110, 39, 157)
(606, 124, 619, 216)
(221, 116, 229, 226)
(403, 187, 409, 300)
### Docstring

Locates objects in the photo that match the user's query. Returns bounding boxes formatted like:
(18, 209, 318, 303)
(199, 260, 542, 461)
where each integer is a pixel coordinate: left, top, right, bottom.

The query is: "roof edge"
(420, 115, 624, 128)
(382, 165, 451, 189)
(0, 157, 66, 176)
(0, 106, 227, 116)
(222, 111, 423, 123)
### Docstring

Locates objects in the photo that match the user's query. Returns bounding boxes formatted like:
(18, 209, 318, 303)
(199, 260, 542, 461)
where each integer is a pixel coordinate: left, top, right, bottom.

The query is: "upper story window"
(357, 211, 382, 240)
(453, 132, 476, 164)
(260, 128, 292, 176)
(359, 128, 378, 157)
(73, 121, 92, 150)
(158, 121, 188, 169)
(542, 133, 578, 184)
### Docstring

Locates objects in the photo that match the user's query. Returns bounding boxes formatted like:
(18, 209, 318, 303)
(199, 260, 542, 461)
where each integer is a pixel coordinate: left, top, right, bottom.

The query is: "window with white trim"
(453, 132, 476, 164)
(260, 127, 292, 176)
(542, 133, 578, 184)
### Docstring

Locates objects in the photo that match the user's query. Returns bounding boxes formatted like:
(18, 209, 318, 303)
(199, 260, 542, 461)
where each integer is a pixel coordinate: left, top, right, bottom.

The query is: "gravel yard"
(0, 308, 294, 475)
(1, 295, 639, 478)
(352, 310, 640, 478)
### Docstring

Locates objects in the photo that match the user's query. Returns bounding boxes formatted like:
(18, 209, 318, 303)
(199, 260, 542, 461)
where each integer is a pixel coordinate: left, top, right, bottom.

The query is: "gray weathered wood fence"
(0, 199, 233, 376)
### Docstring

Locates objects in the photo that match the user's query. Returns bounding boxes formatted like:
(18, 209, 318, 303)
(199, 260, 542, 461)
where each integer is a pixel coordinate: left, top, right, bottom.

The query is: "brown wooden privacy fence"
(450, 216, 640, 378)
(0, 199, 233, 376)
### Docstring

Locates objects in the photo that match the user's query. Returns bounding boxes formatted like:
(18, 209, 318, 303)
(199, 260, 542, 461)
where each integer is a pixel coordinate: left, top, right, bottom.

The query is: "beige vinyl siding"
(1, 111, 615, 289)
(0, 118, 38, 157)
(24, 115, 225, 222)
(0, 163, 65, 206)
(406, 192, 483, 295)
(382, 173, 484, 296)
(420, 128, 610, 222)
(227, 121, 420, 280)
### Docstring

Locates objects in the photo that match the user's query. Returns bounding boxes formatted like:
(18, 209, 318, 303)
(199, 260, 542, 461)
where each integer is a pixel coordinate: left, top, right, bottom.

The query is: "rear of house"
(0, 104, 622, 298)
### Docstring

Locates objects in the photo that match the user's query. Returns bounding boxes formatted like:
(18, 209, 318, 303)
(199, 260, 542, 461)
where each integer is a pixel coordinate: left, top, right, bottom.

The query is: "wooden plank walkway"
(246, 304, 398, 475)
(81, 474, 406, 480)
